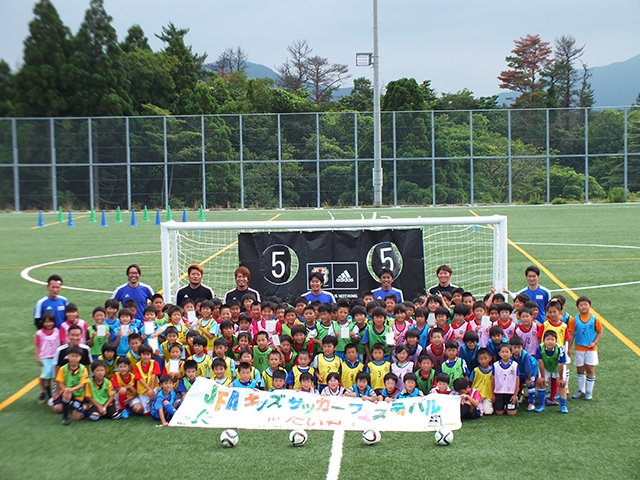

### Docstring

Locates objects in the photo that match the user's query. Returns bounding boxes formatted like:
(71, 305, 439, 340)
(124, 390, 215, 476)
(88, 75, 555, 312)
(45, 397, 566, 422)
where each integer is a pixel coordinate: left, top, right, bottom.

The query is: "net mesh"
(166, 220, 502, 302)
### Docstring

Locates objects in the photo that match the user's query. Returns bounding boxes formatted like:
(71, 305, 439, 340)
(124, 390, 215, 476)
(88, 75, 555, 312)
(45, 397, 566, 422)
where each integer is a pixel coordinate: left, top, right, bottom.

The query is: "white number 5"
(380, 246, 394, 271)
(272, 251, 286, 279)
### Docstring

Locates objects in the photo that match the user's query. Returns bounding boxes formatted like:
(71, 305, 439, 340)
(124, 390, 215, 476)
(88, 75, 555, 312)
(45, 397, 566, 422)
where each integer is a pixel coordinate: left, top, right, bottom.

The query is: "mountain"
(245, 62, 279, 81)
(495, 53, 640, 108)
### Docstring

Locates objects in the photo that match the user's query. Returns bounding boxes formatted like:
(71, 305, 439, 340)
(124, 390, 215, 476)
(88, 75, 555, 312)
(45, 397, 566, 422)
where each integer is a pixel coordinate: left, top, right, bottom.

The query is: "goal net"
(160, 215, 507, 304)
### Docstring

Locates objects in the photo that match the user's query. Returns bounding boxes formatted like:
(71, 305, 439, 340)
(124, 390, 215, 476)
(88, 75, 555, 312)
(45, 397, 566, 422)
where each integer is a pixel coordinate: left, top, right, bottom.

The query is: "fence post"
(507, 109, 512, 204)
(50, 118, 57, 212)
(354, 112, 359, 207)
(12, 119, 19, 212)
(469, 110, 474, 206)
(431, 111, 436, 206)
(278, 114, 283, 209)
(126, 117, 131, 211)
(239, 115, 245, 210)
(624, 108, 628, 201)
(392, 111, 397, 207)
(163, 116, 169, 211)
(546, 109, 550, 204)
(88, 118, 94, 211)
(316, 113, 321, 209)
(584, 108, 589, 203)
(201, 115, 206, 209)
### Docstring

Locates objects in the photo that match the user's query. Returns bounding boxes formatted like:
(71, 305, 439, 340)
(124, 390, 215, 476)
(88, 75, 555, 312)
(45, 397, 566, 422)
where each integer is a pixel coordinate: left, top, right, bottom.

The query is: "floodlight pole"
(372, 0, 383, 206)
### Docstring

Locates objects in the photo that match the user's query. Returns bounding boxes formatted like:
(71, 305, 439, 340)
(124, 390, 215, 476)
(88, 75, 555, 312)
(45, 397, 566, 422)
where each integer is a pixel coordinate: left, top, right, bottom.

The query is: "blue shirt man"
(34, 274, 68, 328)
(111, 264, 154, 321)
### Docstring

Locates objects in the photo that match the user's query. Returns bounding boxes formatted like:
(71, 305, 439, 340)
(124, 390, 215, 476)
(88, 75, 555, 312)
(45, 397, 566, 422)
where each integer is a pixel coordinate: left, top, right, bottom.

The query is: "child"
(415, 355, 436, 395)
(233, 332, 252, 361)
(349, 305, 369, 361)
(87, 307, 109, 361)
(114, 308, 137, 358)
(59, 304, 89, 345)
(125, 334, 143, 368)
(367, 343, 391, 392)
(85, 360, 120, 421)
(469, 301, 490, 347)
(321, 372, 346, 396)
(262, 351, 285, 391)
(162, 343, 185, 383)
(344, 372, 377, 401)
(458, 330, 480, 373)
(496, 303, 517, 339)
(486, 325, 508, 361)
(391, 345, 414, 391)
(99, 343, 118, 380)
(197, 300, 219, 351)
(291, 325, 315, 362)
(286, 350, 316, 390)
(177, 360, 198, 397)
(405, 329, 423, 366)
(281, 307, 300, 337)
(450, 304, 469, 347)
(568, 296, 603, 400)
(399, 373, 423, 398)
(297, 372, 319, 394)
(278, 335, 297, 372)
(35, 312, 61, 403)
(334, 302, 353, 360)
(492, 343, 519, 416)
(391, 303, 411, 346)
(104, 299, 120, 340)
(52, 346, 90, 425)
(312, 335, 342, 392)
(515, 307, 542, 356)
(411, 307, 431, 350)
(542, 300, 571, 401)
(430, 373, 452, 395)
(159, 327, 184, 363)
(432, 307, 454, 344)
(425, 328, 447, 373)
(187, 335, 212, 379)
(211, 338, 236, 381)
(232, 362, 260, 389)
(252, 331, 272, 374)
(219, 320, 237, 357)
(341, 343, 365, 391)
(131, 344, 160, 415)
(378, 373, 401, 402)
(152, 375, 182, 426)
(441, 340, 470, 388)
(236, 313, 253, 334)
(362, 307, 392, 363)
(470, 348, 494, 415)
(510, 336, 538, 411)
(271, 370, 287, 391)
(453, 377, 482, 420)
(535, 330, 568, 413)
(111, 357, 136, 418)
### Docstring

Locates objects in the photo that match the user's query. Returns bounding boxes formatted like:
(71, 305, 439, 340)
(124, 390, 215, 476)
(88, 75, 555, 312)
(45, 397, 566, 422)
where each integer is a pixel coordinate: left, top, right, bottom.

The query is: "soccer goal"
(160, 215, 507, 303)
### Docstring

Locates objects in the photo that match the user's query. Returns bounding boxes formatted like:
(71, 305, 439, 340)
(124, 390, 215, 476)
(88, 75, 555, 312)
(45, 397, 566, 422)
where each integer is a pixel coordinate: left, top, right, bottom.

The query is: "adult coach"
(517, 265, 550, 323)
(175, 264, 215, 306)
(224, 266, 261, 304)
(111, 264, 154, 321)
(372, 268, 403, 302)
(34, 274, 68, 329)
(428, 265, 459, 296)
(303, 272, 336, 303)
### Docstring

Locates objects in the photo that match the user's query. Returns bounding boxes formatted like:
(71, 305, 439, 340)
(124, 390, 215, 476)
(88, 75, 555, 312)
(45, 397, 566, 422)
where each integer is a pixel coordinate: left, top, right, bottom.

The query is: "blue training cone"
(130, 209, 137, 227)
(67, 210, 75, 227)
(37, 210, 44, 228)
(100, 209, 108, 227)
(182, 208, 188, 222)
(155, 209, 161, 226)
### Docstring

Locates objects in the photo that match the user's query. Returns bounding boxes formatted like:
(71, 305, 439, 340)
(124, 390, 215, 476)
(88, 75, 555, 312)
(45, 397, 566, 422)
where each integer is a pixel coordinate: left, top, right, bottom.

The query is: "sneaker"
(572, 391, 584, 399)
(545, 398, 559, 406)
(37, 393, 46, 404)
(585, 393, 593, 401)
(534, 405, 545, 413)
(47, 397, 55, 407)
(555, 392, 560, 400)
(527, 403, 536, 412)
(120, 408, 130, 419)
(517, 394, 523, 404)
(61, 418, 70, 426)
(112, 411, 122, 420)
(559, 405, 569, 414)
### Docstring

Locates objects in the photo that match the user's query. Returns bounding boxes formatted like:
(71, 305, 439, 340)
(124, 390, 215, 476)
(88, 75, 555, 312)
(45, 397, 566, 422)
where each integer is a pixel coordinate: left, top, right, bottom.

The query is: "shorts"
(40, 358, 55, 379)
(130, 394, 152, 414)
(494, 393, 518, 413)
(573, 350, 599, 367)
(481, 398, 493, 415)
(543, 370, 560, 382)
(53, 396, 85, 413)
(86, 404, 120, 421)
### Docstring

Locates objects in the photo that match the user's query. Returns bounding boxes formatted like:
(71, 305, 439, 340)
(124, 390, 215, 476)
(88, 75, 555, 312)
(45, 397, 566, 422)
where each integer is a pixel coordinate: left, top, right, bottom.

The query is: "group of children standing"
(35, 266, 603, 426)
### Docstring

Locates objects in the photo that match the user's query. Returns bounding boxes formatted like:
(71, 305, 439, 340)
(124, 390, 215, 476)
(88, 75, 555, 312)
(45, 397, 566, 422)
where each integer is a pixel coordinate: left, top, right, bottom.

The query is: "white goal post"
(160, 215, 507, 304)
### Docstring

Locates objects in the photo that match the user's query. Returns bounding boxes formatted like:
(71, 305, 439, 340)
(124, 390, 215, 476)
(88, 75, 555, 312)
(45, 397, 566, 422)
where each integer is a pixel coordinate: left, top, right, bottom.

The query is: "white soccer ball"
(289, 429, 308, 447)
(220, 429, 239, 447)
(434, 427, 453, 446)
(362, 429, 381, 445)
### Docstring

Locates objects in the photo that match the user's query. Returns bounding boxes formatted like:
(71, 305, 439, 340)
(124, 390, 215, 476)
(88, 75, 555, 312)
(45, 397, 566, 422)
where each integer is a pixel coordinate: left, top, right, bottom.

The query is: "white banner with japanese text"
(169, 378, 461, 431)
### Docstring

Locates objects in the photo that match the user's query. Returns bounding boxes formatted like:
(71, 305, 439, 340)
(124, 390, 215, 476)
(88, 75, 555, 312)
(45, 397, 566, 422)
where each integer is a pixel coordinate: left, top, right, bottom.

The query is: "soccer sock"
(528, 387, 536, 405)
(118, 394, 127, 410)
(61, 398, 70, 420)
(45, 385, 52, 398)
(550, 378, 558, 399)
(577, 373, 586, 393)
(537, 389, 546, 406)
(560, 397, 567, 407)
(165, 404, 177, 418)
(586, 376, 595, 395)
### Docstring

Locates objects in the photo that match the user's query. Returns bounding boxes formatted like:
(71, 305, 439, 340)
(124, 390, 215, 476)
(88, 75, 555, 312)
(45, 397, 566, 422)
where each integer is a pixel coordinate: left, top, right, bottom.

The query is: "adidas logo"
(335, 270, 354, 283)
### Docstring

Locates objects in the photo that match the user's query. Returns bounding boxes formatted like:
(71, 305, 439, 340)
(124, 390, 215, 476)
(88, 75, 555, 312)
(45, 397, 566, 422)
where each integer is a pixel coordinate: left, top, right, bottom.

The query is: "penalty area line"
(326, 429, 345, 480)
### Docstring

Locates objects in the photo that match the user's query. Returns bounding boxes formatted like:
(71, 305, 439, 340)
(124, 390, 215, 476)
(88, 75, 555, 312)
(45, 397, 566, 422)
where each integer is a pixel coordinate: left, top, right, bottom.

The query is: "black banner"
(238, 229, 425, 303)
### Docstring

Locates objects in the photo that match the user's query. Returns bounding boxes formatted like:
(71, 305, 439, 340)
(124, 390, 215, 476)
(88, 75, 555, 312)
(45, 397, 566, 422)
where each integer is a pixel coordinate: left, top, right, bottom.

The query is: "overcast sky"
(1, 0, 639, 97)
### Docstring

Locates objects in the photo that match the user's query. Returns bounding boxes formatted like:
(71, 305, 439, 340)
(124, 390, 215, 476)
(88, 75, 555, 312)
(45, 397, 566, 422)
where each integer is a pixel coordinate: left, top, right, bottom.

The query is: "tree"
(337, 77, 373, 111)
(498, 34, 552, 108)
(578, 63, 595, 107)
(0, 60, 15, 116)
(546, 35, 585, 108)
(211, 46, 248, 75)
(13, 0, 74, 116)
(382, 78, 426, 111)
(276, 40, 349, 104)
(120, 24, 151, 52)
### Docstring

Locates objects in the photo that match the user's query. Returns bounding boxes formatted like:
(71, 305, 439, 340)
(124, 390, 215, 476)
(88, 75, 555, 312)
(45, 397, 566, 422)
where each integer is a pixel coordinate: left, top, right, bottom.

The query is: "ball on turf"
(220, 429, 239, 447)
(289, 429, 308, 447)
(434, 427, 453, 446)
(362, 429, 381, 445)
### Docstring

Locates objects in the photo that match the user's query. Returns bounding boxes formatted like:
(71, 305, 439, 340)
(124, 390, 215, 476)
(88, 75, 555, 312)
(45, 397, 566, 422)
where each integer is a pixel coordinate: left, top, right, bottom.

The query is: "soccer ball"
(362, 429, 381, 445)
(289, 429, 308, 447)
(434, 428, 453, 446)
(220, 429, 239, 447)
